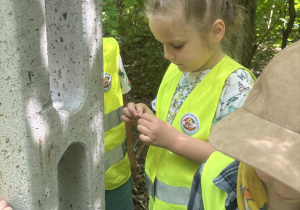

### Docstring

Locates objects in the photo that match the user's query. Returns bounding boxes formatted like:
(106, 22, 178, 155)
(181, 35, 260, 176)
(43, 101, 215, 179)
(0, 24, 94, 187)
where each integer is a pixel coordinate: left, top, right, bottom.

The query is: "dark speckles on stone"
(63, 13, 67, 20)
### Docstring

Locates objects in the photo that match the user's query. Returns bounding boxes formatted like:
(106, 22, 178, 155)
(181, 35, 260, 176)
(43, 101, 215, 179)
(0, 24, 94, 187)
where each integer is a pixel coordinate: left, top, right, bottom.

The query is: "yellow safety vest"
(103, 37, 131, 190)
(201, 152, 236, 210)
(145, 55, 256, 209)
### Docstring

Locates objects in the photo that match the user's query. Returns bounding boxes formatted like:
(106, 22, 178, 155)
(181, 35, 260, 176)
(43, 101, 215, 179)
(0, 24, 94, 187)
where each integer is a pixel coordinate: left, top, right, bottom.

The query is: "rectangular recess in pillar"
(45, 0, 87, 113)
(58, 143, 89, 209)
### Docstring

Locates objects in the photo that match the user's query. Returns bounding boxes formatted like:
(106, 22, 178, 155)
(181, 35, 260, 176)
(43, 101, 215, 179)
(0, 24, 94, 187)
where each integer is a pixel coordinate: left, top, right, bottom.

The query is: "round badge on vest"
(180, 113, 200, 135)
(103, 73, 112, 92)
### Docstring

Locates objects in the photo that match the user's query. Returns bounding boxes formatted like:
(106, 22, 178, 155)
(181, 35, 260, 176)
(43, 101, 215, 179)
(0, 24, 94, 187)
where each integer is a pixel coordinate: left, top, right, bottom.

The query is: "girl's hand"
(137, 113, 181, 150)
(122, 102, 153, 127)
(0, 199, 12, 210)
(137, 113, 215, 164)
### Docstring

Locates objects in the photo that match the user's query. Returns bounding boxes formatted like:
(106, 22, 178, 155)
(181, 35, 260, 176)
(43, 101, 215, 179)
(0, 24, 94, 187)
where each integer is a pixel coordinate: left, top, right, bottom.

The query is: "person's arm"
(123, 95, 137, 180)
(0, 199, 12, 210)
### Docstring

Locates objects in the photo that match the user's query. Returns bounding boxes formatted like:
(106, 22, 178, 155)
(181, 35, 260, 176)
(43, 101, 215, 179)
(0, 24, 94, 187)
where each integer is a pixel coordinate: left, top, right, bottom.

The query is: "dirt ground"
(131, 134, 149, 210)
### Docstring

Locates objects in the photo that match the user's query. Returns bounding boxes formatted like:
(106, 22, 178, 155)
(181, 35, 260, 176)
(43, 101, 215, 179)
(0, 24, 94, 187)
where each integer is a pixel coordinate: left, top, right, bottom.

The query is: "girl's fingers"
(137, 124, 147, 134)
(126, 103, 153, 117)
(137, 124, 153, 139)
(137, 118, 152, 128)
(140, 113, 155, 122)
(121, 115, 138, 127)
(139, 134, 151, 144)
(127, 103, 138, 117)
(145, 108, 154, 115)
(121, 115, 132, 123)
(136, 103, 147, 116)
(122, 107, 134, 118)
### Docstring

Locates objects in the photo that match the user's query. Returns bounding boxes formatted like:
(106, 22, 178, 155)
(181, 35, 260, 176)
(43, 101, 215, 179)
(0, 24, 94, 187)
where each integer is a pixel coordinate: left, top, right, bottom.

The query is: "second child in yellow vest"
(103, 37, 136, 210)
(122, 1, 256, 209)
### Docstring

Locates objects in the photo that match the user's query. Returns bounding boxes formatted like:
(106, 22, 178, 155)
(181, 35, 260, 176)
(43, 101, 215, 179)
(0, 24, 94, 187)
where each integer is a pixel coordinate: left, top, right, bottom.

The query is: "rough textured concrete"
(0, 0, 104, 209)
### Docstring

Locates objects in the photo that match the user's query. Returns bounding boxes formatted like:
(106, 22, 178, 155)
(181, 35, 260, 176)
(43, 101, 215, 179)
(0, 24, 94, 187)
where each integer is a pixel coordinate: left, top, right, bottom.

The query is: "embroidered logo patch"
(180, 113, 200, 135)
(103, 73, 112, 92)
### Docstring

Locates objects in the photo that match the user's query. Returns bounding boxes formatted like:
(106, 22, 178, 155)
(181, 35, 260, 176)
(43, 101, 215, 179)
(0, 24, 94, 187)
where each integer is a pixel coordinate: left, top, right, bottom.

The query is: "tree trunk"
(233, 0, 258, 68)
(281, 0, 296, 49)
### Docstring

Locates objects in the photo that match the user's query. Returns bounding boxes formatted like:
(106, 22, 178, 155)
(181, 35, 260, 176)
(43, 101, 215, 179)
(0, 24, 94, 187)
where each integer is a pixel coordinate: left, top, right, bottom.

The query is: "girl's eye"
(173, 44, 184, 49)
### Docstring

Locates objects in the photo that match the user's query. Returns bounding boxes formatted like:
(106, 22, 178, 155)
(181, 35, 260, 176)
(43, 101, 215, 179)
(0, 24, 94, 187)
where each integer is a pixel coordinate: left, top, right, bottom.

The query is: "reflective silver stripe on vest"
(104, 106, 123, 132)
(145, 173, 191, 206)
(105, 140, 127, 171)
(145, 172, 155, 199)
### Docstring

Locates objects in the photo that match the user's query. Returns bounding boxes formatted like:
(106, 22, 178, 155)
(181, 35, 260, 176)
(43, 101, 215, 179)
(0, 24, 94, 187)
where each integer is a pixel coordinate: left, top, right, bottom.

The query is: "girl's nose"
(164, 45, 175, 61)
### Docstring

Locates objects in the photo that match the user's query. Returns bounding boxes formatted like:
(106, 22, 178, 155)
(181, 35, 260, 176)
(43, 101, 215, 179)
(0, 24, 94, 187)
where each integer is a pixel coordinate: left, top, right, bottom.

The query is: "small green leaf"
(125, 0, 135, 7)
(106, 11, 119, 16)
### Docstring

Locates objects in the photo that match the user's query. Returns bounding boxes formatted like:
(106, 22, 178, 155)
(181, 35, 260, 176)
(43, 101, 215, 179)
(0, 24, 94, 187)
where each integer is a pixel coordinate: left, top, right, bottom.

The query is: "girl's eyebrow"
(153, 34, 187, 45)
(167, 41, 186, 46)
(153, 32, 187, 43)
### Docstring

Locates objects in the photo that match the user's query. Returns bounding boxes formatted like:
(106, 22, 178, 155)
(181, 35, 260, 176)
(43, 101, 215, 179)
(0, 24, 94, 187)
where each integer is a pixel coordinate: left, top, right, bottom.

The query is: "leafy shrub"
(103, 0, 169, 103)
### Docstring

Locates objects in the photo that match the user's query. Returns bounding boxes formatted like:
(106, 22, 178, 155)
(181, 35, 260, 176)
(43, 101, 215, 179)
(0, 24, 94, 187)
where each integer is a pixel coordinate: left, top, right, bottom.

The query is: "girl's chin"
(176, 65, 191, 72)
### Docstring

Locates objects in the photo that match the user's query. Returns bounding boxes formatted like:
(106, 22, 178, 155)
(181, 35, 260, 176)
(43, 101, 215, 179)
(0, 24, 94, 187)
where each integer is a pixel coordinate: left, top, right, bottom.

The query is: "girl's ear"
(211, 19, 225, 44)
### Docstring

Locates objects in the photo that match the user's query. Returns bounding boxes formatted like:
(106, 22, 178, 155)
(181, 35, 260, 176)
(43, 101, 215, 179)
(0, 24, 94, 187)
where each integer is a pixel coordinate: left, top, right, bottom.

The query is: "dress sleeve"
(118, 55, 131, 95)
(211, 69, 255, 129)
(151, 97, 157, 112)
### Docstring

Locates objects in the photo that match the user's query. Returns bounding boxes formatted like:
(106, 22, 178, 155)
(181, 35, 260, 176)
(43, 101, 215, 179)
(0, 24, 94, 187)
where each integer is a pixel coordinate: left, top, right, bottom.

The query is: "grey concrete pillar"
(0, 0, 104, 209)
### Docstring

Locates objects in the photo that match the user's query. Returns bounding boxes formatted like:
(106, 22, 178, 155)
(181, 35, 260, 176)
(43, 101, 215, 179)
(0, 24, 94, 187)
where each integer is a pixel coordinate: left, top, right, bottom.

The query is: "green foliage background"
(102, 0, 300, 101)
(252, 0, 300, 71)
(103, 0, 169, 103)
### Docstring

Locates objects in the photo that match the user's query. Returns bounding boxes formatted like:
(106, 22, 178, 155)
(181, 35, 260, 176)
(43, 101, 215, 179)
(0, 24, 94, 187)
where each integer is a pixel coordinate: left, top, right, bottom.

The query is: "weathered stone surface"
(0, 0, 104, 209)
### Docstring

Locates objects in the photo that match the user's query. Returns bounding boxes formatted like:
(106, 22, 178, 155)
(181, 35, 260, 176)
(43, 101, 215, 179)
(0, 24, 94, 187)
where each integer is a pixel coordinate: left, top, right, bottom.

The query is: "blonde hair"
(146, 0, 245, 53)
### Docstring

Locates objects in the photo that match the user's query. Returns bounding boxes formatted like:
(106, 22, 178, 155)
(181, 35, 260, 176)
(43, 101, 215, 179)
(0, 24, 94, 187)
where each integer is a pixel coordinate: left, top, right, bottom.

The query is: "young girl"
(188, 40, 300, 210)
(122, 0, 255, 209)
